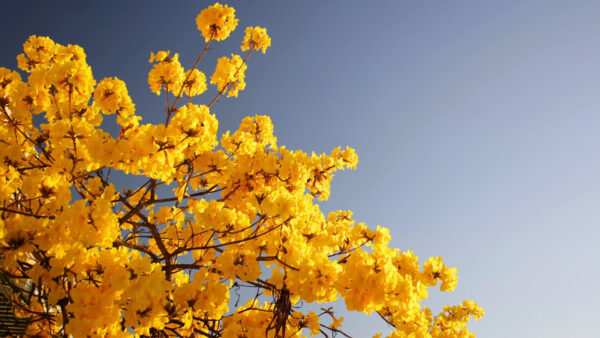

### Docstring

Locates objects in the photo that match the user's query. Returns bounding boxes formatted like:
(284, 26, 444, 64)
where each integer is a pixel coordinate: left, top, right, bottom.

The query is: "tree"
(0, 3, 483, 337)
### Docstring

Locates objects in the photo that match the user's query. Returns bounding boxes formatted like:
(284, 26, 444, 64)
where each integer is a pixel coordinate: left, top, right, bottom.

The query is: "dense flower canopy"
(0, 3, 482, 337)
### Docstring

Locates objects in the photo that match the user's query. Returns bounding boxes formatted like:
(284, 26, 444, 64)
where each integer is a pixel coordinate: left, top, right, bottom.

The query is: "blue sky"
(2, 1, 600, 336)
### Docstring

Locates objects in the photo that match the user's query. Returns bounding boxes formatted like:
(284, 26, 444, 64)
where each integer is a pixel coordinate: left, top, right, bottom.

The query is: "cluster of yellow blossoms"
(0, 3, 482, 337)
(196, 3, 238, 42)
(211, 54, 247, 98)
(241, 26, 272, 54)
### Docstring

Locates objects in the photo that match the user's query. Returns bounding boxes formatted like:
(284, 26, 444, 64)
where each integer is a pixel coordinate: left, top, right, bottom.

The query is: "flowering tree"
(0, 3, 483, 337)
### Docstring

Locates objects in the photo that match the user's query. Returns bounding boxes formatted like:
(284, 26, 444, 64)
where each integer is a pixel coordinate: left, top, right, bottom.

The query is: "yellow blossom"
(196, 3, 238, 42)
(182, 69, 207, 97)
(241, 26, 272, 53)
(147, 50, 184, 95)
(210, 54, 247, 97)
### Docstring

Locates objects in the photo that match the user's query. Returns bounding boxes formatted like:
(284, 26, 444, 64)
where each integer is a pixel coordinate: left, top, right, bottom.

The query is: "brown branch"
(112, 239, 160, 263)
(1, 106, 54, 161)
(166, 37, 214, 126)
(257, 255, 299, 272)
(0, 206, 55, 219)
(174, 217, 289, 254)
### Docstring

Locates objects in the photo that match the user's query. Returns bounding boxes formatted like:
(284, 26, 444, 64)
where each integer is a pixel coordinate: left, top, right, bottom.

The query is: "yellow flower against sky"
(0, 2, 482, 337)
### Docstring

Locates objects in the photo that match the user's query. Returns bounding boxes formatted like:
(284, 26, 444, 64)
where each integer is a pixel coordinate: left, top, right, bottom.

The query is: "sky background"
(2, 1, 600, 337)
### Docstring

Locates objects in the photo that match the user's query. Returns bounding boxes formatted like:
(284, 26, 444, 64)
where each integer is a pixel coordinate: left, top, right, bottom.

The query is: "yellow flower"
(17, 35, 58, 71)
(241, 26, 271, 54)
(331, 314, 344, 329)
(149, 50, 170, 63)
(306, 311, 320, 336)
(210, 54, 247, 97)
(422, 256, 459, 291)
(147, 50, 184, 95)
(196, 3, 238, 42)
(182, 69, 207, 97)
(93, 77, 135, 116)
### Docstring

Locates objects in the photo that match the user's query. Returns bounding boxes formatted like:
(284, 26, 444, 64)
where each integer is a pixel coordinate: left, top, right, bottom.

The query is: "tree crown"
(0, 3, 482, 337)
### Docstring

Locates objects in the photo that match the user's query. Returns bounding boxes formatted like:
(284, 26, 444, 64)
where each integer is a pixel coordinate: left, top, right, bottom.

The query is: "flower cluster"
(147, 50, 185, 95)
(242, 26, 272, 53)
(182, 69, 207, 97)
(196, 2, 238, 42)
(211, 54, 247, 97)
(93, 77, 135, 117)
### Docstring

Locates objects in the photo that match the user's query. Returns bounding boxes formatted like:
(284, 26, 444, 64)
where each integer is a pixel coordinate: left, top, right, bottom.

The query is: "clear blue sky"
(2, 1, 600, 337)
